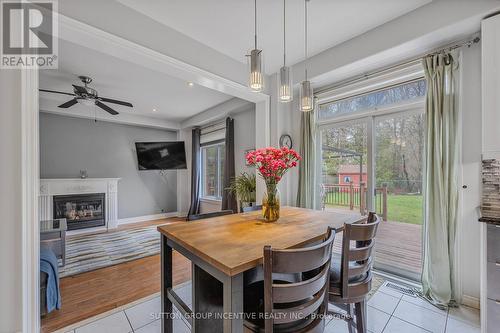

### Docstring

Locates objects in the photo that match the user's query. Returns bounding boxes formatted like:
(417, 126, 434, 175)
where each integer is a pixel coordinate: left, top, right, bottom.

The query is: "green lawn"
(326, 194, 422, 225)
(386, 195, 422, 225)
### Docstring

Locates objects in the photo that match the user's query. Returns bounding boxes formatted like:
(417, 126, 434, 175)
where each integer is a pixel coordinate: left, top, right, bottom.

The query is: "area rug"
(59, 225, 161, 277)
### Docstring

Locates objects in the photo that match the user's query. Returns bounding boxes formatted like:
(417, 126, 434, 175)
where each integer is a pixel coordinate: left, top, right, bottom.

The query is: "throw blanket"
(40, 247, 61, 312)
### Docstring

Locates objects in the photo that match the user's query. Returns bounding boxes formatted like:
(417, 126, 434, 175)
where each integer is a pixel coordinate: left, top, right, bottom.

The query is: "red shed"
(338, 164, 367, 185)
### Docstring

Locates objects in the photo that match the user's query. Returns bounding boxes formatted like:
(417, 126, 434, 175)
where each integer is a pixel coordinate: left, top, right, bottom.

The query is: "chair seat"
(243, 281, 316, 333)
(329, 253, 368, 295)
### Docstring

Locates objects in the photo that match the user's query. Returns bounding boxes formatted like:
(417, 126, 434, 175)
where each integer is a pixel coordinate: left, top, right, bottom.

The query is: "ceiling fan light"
(77, 98, 95, 107)
(249, 49, 264, 92)
(279, 66, 292, 102)
(299, 80, 314, 112)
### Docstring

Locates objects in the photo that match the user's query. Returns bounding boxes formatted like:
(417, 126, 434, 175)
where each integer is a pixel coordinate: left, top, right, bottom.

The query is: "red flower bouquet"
(246, 147, 301, 221)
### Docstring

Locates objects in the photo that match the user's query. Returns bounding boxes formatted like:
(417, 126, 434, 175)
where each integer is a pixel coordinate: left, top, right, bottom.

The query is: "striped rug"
(59, 225, 161, 277)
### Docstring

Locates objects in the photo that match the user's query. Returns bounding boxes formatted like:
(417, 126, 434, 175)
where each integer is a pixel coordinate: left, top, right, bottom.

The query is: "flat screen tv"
(135, 141, 187, 170)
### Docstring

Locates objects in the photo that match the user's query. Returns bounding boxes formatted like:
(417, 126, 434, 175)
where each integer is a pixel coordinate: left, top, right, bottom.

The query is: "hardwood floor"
(41, 218, 191, 333)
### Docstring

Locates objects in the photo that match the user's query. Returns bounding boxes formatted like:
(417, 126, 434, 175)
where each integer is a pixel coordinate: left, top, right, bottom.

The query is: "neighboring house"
(338, 164, 367, 186)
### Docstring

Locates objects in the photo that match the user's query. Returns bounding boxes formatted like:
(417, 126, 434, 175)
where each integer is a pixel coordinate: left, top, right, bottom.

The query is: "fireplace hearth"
(53, 193, 106, 230)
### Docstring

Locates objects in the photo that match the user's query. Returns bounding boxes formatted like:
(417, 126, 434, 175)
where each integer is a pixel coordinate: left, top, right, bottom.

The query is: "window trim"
(200, 140, 225, 201)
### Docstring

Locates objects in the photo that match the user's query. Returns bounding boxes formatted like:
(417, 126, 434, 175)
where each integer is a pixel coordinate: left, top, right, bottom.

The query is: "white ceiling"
(117, 0, 432, 74)
(40, 39, 233, 123)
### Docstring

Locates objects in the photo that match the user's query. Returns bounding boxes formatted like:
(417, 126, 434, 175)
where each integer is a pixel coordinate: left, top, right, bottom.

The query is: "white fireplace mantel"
(39, 178, 121, 230)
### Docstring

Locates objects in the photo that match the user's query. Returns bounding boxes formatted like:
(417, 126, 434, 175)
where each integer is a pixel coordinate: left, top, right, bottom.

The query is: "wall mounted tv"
(135, 141, 187, 170)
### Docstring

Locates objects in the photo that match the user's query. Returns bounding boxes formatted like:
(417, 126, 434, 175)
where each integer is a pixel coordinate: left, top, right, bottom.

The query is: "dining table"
(157, 206, 364, 333)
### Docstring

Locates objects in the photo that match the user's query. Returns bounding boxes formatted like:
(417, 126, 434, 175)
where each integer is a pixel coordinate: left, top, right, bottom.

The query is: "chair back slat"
(272, 263, 329, 303)
(263, 228, 335, 333)
(273, 284, 327, 325)
(339, 213, 380, 299)
(348, 241, 374, 262)
(271, 239, 333, 274)
(186, 210, 233, 221)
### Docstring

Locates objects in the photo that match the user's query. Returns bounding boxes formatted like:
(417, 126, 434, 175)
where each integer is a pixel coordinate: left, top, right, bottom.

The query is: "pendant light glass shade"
(300, 0, 313, 112)
(300, 80, 314, 112)
(279, 66, 292, 102)
(249, 49, 263, 92)
(248, 0, 263, 92)
(278, 0, 292, 102)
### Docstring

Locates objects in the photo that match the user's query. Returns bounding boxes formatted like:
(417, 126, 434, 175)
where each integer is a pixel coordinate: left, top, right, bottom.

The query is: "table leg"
(223, 273, 244, 333)
(161, 234, 173, 333)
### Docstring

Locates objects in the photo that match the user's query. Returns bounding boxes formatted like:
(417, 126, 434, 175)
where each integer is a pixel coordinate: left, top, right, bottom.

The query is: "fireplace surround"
(39, 178, 120, 232)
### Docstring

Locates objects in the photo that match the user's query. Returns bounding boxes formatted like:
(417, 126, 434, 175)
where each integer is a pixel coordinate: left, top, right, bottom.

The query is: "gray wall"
(40, 113, 178, 219)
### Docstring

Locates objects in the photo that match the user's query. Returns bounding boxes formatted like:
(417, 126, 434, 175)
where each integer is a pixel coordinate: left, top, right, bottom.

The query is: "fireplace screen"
(53, 193, 106, 230)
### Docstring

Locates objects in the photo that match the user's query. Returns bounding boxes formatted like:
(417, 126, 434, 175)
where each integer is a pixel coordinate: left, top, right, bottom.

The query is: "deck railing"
(321, 183, 388, 221)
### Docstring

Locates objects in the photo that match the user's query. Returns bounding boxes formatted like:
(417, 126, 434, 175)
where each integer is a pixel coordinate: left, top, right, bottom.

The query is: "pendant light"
(300, 0, 314, 112)
(278, 0, 292, 102)
(248, 0, 263, 92)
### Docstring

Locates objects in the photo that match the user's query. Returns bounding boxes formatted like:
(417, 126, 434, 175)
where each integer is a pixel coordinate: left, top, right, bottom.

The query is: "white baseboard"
(462, 294, 480, 309)
(118, 212, 179, 225)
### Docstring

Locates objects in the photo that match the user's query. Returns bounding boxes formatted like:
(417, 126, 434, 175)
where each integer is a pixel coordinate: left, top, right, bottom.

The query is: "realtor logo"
(1, 0, 58, 69)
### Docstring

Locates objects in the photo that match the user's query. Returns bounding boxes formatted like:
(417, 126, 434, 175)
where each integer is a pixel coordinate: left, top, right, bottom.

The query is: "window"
(318, 79, 426, 120)
(201, 142, 225, 200)
(344, 176, 352, 183)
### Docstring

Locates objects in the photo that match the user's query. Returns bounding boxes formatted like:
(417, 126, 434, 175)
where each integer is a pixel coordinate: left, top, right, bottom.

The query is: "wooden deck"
(327, 208, 422, 279)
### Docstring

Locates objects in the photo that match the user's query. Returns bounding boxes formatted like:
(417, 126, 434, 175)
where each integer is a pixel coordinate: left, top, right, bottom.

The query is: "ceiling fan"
(39, 76, 133, 115)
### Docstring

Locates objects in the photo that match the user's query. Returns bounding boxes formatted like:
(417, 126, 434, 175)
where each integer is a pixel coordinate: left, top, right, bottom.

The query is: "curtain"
(296, 110, 316, 208)
(421, 51, 459, 308)
(188, 127, 201, 216)
(221, 117, 237, 212)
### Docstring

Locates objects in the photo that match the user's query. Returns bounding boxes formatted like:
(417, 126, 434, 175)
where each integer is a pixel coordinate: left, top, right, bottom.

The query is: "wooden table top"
(157, 206, 364, 276)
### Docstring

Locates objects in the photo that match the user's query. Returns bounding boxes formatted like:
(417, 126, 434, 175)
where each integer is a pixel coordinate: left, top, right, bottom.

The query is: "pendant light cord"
(254, 0, 257, 49)
(283, 0, 286, 66)
(304, 0, 308, 80)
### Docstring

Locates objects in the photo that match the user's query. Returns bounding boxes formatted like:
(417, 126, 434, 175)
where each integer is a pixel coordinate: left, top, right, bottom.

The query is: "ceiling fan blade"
(96, 101, 119, 115)
(99, 97, 133, 107)
(39, 89, 75, 97)
(58, 99, 78, 108)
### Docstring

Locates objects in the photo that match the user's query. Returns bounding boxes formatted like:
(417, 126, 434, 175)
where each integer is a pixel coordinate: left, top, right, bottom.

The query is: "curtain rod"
(315, 35, 480, 96)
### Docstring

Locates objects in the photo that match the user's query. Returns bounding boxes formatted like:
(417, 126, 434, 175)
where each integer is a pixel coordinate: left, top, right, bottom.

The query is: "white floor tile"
(324, 318, 350, 333)
(367, 306, 391, 333)
(134, 318, 190, 333)
(447, 306, 480, 328)
(393, 300, 447, 333)
(445, 318, 480, 333)
(124, 296, 161, 330)
(75, 311, 132, 333)
(368, 291, 400, 315)
(383, 317, 430, 333)
(173, 282, 192, 307)
(401, 295, 447, 315)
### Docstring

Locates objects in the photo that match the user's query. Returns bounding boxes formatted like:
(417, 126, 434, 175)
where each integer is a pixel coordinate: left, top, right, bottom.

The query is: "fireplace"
(53, 193, 106, 230)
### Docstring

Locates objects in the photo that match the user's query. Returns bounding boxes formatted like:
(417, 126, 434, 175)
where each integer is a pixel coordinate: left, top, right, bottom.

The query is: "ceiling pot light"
(152, 108, 157, 112)
(248, 0, 263, 92)
(187, 82, 194, 87)
(300, 0, 314, 112)
(279, 0, 292, 102)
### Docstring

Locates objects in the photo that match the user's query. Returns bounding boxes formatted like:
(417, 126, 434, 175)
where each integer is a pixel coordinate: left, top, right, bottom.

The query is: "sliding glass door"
(317, 77, 426, 281)
(320, 121, 369, 215)
(373, 111, 424, 280)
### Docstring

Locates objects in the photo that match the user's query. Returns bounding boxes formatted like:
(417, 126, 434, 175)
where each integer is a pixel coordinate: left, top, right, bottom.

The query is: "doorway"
(317, 77, 426, 280)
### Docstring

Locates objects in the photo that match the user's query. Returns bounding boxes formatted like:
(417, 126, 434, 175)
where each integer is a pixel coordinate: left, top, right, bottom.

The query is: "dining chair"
(241, 205, 263, 213)
(186, 209, 233, 221)
(244, 227, 336, 333)
(328, 212, 380, 333)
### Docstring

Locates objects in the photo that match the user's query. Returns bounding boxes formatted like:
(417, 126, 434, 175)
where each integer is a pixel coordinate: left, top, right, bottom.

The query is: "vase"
(262, 186, 280, 222)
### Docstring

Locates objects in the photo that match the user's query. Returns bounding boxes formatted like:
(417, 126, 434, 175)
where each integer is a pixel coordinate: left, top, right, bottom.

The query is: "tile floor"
(61, 281, 480, 333)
